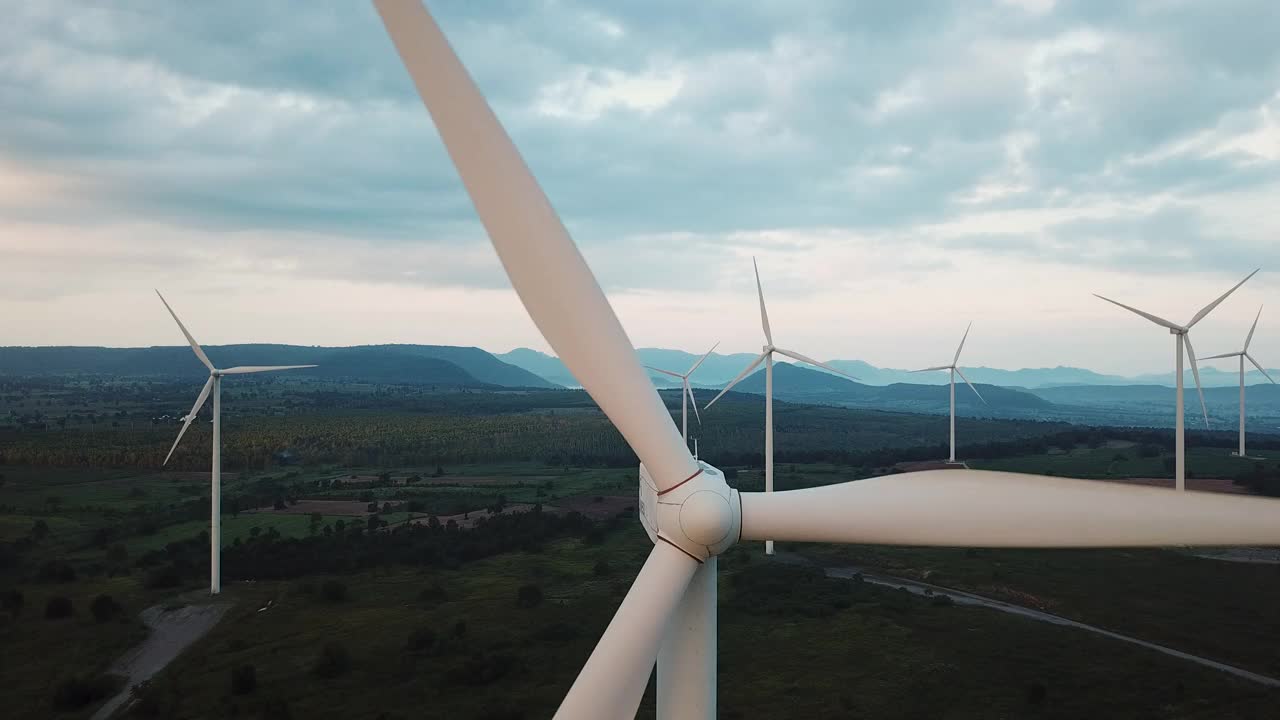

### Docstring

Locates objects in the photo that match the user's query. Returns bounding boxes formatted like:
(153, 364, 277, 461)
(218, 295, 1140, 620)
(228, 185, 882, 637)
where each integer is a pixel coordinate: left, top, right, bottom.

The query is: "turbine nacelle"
(639, 462, 739, 562)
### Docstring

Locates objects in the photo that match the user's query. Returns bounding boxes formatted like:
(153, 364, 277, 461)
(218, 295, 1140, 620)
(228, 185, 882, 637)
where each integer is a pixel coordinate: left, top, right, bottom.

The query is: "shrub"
(515, 584, 543, 609)
(592, 559, 611, 577)
(37, 560, 77, 583)
(91, 594, 123, 622)
(418, 584, 448, 606)
(230, 664, 257, 695)
(1, 588, 22, 617)
(320, 580, 347, 603)
(314, 642, 351, 679)
(52, 674, 117, 710)
(406, 626, 437, 653)
(45, 596, 74, 619)
(144, 565, 181, 589)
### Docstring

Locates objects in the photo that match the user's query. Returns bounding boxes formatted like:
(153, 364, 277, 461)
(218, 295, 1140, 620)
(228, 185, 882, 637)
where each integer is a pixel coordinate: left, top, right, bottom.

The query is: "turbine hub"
(638, 461, 739, 561)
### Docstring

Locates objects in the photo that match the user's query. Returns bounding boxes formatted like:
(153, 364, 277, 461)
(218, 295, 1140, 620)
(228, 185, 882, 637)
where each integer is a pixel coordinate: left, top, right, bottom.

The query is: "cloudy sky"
(2, 0, 1278, 374)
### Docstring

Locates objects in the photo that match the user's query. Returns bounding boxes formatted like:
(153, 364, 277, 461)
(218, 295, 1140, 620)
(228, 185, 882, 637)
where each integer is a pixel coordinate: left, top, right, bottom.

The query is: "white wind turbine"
(913, 322, 987, 464)
(156, 291, 315, 595)
(1204, 306, 1277, 459)
(374, 3, 1280, 718)
(703, 258, 854, 555)
(1095, 270, 1257, 491)
(646, 342, 720, 445)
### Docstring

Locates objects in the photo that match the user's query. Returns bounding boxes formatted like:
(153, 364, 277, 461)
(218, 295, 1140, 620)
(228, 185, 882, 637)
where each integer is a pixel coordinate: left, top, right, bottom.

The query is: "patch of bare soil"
(403, 503, 543, 530)
(246, 499, 376, 516)
(1107, 477, 1251, 494)
(547, 494, 635, 520)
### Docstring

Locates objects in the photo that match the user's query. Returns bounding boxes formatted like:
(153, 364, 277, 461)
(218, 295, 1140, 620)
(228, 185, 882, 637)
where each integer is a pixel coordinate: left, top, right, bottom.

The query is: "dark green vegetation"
(4, 376, 1280, 718)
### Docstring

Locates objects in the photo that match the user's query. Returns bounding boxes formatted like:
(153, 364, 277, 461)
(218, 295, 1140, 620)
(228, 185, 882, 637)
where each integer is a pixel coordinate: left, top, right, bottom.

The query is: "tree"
(31, 519, 49, 541)
(230, 664, 257, 695)
(45, 596, 74, 619)
(314, 642, 350, 679)
(309, 512, 322, 536)
(516, 584, 543, 609)
(91, 594, 122, 622)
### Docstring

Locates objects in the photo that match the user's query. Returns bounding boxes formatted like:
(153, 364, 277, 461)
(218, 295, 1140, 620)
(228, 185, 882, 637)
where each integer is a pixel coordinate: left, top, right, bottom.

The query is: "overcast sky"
(2, 0, 1279, 374)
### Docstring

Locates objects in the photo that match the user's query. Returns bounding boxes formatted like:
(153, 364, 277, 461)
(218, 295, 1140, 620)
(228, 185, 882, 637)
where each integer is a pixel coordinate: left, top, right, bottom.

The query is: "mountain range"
(497, 347, 1280, 390)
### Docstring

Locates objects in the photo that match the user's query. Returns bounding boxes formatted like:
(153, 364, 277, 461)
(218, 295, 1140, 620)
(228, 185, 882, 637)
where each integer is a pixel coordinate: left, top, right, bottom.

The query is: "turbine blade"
(687, 383, 701, 425)
(220, 365, 317, 374)
(740, 469, 1280, 547)
(1247, 354, 1277, 384)
(773, 347, 857, 380)
(704, 352, 768, 410)
(685, 341, 720, 376)
(1093, 294, 1182, 331)
(1186, 269, 1259, 328)
(164, 376, 214, 466)
(753, 257, 773, 346)
(1183, 334, 1211, 428)
(644, 366, 684, 379)
(1245, 305, 1263, 351)
(1201, 352, 1241, 360)
(952, 321, 972, 366)
(954, 367, 987, 405)
(553, 542, 699, 719)
(375, 0, 698, 492)
(911, 365, 951, 373)
(155, 290, 214, 371)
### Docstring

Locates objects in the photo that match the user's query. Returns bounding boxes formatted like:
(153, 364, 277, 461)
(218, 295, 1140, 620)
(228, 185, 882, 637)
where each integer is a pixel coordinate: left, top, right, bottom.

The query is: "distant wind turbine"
(705, 258, 854, 555)
(1204, 305, 1276, 459)
(646, 342, 719, 445)
(156, 291, 315, 594)
(913, 322, 987, 464)
(1095, 269, 1258, 490)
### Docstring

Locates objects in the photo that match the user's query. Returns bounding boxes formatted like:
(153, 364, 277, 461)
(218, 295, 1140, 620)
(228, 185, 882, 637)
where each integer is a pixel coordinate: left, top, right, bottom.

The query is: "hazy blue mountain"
(495, 348, 576, 387)
(724, 362, 1053, 416)
(0, 344, 557, 389)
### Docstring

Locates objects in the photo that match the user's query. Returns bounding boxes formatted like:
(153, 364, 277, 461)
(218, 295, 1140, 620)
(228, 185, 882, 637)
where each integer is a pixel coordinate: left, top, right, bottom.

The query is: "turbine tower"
(913, 322, 987, 464)
(704, 259, 854, 555)
(646, 342, 719, 445)
(1204, 306, 1276, 458)
(372, 3, 1280, 718)
(156, 291, 315, 594)
(1095, 269, 1257, 490)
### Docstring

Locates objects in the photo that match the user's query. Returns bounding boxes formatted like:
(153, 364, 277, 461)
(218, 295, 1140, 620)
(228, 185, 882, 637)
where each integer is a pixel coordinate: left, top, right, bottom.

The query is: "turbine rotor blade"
(1245, 305, 1263, 351)
(685, 341, 720, 376)
(740, 469, 1280, 547)
(164, 376, 214, 466)
(1183, 333, 1211, 428)
(752, 257, 773, 346)
(1247, 354, 1277, 384)
(704, 351, 768, 410)
(774, 347, 857, 380)
(1093, 294, 1182, 331)
(645, 366, 685, 379)
(954, 367, 987, 405)
(553, 542, 699, 719)
(1201, 351, 1241, 360)
(375, 0, 697, 492)
(156, 290, 214, 371)
(1186, 268, 1259, 329)
(952, 321, 972, 366)
(687, 382, 701, 425)
(911, 365, 951, 373)
(220, 365, 317, 374)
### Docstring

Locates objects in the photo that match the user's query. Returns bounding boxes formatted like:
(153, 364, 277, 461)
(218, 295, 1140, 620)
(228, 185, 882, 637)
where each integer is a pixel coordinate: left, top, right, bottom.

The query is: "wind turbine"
(703, 258, 854, 555)
(156, 291, 315, 594)
(373, 3, 1280, 718)
(913, 322, 987, 464)
(1095, 270, 1257, 491)
(646, 342, 719, 445)
(1204, 306, 1276, 458)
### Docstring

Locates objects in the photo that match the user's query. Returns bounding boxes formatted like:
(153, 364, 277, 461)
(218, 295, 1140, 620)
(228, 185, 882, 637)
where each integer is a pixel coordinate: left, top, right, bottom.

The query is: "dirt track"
(92, 603, 229, 720)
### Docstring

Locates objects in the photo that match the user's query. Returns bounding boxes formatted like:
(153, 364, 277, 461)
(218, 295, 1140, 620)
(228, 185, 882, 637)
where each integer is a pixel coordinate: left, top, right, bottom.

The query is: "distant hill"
(0, 345, 558, 389)
(723, 362, 1053, 417)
